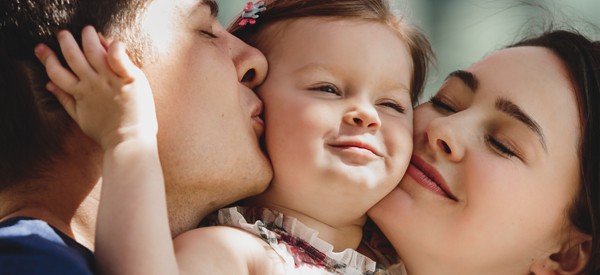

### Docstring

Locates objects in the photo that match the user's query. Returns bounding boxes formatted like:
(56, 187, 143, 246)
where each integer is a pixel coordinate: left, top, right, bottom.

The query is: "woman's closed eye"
(430, 95, 521, 159)
(486, 135, 518, 158)
(430, 96, 456, 113)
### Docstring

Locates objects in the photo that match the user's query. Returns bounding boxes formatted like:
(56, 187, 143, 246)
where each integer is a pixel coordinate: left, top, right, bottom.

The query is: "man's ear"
(530, 230, 592, 275)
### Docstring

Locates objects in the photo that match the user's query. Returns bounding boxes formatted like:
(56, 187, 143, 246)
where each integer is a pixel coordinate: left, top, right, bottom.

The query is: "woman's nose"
(424, 117, 465, 162)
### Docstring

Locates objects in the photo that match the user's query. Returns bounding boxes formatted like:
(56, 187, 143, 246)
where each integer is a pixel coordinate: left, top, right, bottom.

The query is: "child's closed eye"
(378, 101, 406, 114)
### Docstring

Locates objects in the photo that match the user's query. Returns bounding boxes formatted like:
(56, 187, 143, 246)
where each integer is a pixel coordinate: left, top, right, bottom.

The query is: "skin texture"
(33, 0, 274, 272)
(248, 18, 414, 251)
(21, 0, 272, 248)
(174, 17, 416, 274)
(369, 46, 587, 274)
(37, 10, 415, 275)
(136, 0, 272, 235)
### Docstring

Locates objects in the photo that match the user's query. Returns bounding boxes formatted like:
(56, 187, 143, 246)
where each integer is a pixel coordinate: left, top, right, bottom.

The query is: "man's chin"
(246, 160, 273, 196)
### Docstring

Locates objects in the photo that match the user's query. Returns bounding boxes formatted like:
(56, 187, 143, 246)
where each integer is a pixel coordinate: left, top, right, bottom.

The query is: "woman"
(369, 30, 600, 274)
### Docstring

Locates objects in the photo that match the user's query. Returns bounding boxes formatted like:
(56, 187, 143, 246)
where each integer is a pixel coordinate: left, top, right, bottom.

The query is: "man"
(0, 0, 272, 273)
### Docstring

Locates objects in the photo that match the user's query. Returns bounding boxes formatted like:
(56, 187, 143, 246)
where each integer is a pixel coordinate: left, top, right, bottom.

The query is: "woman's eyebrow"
(447, 70, 547, 153)
(446, 70, 478, 91)
(495, 98, 548, 153)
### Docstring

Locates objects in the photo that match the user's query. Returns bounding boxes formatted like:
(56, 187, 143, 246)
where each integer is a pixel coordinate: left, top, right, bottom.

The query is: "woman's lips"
(407, 155, 458, 201)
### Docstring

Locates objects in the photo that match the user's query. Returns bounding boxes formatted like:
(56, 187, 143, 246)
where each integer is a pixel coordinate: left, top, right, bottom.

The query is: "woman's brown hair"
(510, 30, 600, 274)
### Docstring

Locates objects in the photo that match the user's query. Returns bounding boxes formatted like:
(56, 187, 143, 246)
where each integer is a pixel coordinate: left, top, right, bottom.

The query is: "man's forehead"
(202, 0, 218, 16)
(195, 0, 219, 17)
(179, 0, 218, 18)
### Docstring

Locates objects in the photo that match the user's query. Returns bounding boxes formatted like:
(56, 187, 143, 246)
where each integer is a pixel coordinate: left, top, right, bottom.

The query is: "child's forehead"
(255, 17, 410, 63)
(255, 17, 394, 46)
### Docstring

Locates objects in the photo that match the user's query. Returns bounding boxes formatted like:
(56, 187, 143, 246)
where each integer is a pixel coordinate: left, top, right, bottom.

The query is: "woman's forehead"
(465, 47, 574, 102)
(464, 47, 581, 153)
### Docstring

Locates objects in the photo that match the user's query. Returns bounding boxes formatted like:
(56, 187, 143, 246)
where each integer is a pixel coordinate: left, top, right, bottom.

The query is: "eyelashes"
(309, 84, 407, 114)
(199, 30, 218, 39)
(429, 95, 519, 159)
(378, 101, 406, 114)
(429, 96, 455, 113)
(310, 84, 340, 95)
(486, 135, 517, 158)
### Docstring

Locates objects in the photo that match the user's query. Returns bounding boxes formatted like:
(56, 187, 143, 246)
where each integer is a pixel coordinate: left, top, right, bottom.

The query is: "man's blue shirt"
(0, 217, 95, 275)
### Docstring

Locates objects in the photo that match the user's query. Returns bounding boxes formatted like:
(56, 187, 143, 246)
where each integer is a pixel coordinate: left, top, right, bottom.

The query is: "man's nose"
(226, 32, 268, 89)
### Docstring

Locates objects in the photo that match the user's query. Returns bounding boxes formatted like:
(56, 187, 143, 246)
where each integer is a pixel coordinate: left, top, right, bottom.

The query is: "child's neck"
(244, 190, 367, 252)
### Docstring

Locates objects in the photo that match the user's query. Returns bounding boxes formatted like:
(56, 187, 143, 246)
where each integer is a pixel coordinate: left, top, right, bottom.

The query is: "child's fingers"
(81, 26, 110, 75)
(56, 30, 95, 79)
(34, 43, 79, 91)
(107, 41, 138, 82)
(46, 82, 77, 120)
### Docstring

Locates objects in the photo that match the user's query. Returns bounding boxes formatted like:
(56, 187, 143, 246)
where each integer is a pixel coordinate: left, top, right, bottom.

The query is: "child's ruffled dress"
(212, 206, 406, 275)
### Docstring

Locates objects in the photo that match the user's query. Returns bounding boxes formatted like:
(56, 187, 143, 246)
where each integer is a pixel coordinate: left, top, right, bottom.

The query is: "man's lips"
(251, 115, 264, 137)
(407, 155, 458, 201)
(250, 99, 264, 137)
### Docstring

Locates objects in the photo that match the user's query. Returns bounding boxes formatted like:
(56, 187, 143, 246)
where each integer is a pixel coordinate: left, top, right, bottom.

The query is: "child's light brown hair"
(229, 0, 434, 106)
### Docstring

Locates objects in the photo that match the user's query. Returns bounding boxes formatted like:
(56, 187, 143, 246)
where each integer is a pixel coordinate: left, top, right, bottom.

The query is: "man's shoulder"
(0, 217, 95, 275)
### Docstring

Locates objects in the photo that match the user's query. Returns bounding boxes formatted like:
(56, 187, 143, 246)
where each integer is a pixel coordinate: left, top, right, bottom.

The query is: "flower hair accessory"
(239, 1, 266, 26)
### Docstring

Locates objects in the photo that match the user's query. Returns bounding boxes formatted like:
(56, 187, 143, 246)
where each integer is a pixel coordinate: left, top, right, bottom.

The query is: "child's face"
(255, 18, 414, 219)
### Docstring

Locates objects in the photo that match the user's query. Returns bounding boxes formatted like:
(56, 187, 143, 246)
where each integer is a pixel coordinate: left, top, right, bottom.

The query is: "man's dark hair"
(0, 0, 151, 188)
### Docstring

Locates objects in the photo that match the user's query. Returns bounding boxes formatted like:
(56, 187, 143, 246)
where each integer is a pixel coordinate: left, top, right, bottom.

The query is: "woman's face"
(369, 46, 582, 274)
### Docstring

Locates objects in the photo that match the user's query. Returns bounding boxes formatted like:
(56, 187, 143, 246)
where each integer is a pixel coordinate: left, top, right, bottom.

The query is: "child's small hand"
(35, 25, 158, 150)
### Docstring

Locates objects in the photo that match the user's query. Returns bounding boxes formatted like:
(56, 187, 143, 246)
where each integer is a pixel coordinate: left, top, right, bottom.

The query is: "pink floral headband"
(239, 1, 266, 26)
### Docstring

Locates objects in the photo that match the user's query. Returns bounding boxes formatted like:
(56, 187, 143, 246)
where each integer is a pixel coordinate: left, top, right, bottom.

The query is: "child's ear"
(530, 230, 591, 275)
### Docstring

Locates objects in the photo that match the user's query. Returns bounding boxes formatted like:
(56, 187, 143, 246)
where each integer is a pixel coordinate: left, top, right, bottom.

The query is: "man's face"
(138, 0, 272, 232)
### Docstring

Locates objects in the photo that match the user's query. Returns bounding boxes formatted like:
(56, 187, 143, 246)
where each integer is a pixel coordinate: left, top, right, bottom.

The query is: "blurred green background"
(217, 0, 600, 99)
